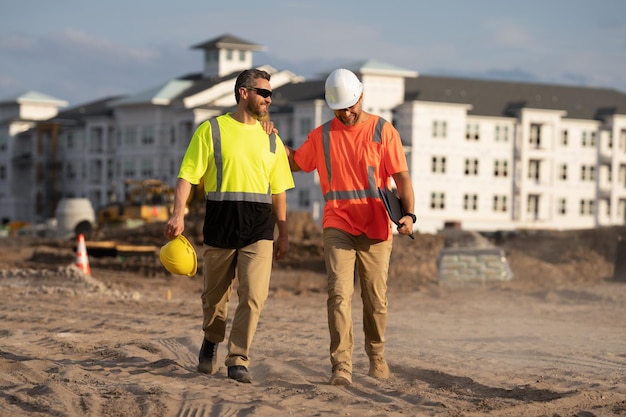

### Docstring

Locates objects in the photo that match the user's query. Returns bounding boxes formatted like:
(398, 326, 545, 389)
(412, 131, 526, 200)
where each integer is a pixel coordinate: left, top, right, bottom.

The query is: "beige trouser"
(200, 240, 273, 368)
(323, 228, 393, 373)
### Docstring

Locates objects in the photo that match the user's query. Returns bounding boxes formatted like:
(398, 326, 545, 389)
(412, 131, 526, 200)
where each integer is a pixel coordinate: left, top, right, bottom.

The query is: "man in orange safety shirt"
(286, 68, 415, 385)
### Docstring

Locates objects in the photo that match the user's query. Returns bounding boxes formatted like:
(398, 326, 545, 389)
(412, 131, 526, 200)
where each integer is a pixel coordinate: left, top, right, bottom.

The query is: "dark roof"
(405, 75, 626, 120)
(45, 96, 123, 125)
(191, 33, 264, 51)
(271, 80, 325, 106)
(52, 96, 123, 123)
(172, 70, 243, 100)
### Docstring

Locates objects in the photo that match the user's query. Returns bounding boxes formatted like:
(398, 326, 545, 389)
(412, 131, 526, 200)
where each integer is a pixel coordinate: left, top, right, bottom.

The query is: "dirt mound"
(495, 226, 626, 288)
(1, 215, 624, 293)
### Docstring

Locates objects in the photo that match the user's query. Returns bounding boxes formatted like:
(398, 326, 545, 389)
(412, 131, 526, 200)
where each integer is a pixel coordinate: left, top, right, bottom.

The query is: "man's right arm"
(165, 178, 193, 239)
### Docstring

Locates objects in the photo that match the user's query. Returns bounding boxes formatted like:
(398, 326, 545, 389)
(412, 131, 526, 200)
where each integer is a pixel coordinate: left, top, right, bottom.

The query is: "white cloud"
(0, 33, 37, 50)
(0, 74, 19, 89)
(48, 28, 159, 63)
(484, 19, 535, 50)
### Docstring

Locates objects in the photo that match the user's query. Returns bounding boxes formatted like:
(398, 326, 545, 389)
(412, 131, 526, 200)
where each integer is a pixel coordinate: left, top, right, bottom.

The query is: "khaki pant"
(323, 228, 393, 373)
(200, 240, 273, 368)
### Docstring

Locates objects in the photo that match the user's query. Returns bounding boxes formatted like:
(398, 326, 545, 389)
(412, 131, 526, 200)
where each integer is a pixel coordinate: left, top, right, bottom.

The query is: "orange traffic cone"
(75, 233, 91, 275)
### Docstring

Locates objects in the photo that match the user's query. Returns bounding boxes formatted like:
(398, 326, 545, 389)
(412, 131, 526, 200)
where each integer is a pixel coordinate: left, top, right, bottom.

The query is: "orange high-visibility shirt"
(294, 115, 409, 240)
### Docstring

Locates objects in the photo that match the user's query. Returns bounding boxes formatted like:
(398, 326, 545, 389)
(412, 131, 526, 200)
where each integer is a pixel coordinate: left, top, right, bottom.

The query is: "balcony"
(597, 185, 611, 200)
(12, 152, 33, 166)
(599, 148, 612, 165)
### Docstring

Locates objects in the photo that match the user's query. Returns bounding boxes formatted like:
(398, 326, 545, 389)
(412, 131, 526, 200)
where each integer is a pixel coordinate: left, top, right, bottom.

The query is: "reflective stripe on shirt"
(206, 118, 276, 204)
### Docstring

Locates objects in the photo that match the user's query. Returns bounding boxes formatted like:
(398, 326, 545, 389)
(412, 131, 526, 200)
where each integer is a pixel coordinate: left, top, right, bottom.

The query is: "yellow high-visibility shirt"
(179, 113, 294, 199)
(178, 113, 294, 248)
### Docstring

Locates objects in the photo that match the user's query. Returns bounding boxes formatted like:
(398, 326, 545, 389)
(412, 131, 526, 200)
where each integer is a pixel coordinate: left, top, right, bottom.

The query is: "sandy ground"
(1, 224, 625, 417)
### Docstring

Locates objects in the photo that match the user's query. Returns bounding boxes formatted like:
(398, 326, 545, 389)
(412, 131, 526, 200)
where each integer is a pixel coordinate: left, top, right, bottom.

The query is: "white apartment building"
(1, 33, 625, 234)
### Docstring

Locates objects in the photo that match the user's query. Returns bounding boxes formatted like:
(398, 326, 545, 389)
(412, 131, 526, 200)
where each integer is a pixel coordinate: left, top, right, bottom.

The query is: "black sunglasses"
(246, 87, 273, 98)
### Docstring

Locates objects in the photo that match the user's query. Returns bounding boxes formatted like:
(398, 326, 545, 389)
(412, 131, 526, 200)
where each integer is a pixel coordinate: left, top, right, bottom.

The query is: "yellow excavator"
(97, 179, 175, 228)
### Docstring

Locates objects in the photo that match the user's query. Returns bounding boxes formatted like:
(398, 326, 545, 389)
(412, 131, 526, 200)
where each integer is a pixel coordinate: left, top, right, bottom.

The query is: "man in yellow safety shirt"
(165, 68, 294, 383)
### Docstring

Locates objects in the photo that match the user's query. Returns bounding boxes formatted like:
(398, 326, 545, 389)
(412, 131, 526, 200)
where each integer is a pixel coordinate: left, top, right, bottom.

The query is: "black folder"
(378, 187, 414, 239)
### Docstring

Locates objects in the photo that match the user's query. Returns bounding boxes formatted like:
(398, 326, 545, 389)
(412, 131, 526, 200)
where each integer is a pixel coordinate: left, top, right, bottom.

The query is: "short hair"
(234, 69, 271, 103)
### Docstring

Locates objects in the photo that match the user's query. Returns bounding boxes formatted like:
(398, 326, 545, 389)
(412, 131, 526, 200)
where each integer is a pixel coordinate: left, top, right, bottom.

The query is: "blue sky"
(1, 0, 625, 107)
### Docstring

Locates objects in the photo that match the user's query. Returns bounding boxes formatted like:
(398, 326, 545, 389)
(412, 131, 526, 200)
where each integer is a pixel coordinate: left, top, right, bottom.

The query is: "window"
(205, 50, 217, 63)
(107, 160, 114, 180)
(528, 159, 541, 182)
(495, 125, 509, 142)
(226, 49, 233, 60)
(180, 121, 193, 145)
(141, 126, 154, 145)
(66, 162, 77, 179)
(580, 165, 595, 181)
(559, 164, 568, 180)
(493, 195, 508, 212)
(430, 192, 445, 209)
(494, 160, 508, 177)
(298, 189, 310, 208)
(239, 50, 246, 61)
(558, 198, 567, 215)
(463, 193, 478, 211)
(140, 159, 153, 177)
(579, 199, 594, 215)
(530, 123, 541, 148)
(124, 127, 136, 146)
(464, 158, 479, 176)
(299, 118, 312, 136)
(123, 160, 136, 178)
(431, 156, 446, 174)
(466, 123, 479, 140)
(36, 162, 43, 182)
(170, 159, 176, 176)
(582, 131, 596, 148)
(561, 129, 568, 146)
(169, 126, 176, 145)
(432, 120, 447, 138)
(527, 194, 540, 219)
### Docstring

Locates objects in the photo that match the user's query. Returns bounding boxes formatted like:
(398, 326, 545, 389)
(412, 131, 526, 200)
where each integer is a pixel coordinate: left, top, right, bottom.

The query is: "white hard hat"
(325, 68, 363, 110)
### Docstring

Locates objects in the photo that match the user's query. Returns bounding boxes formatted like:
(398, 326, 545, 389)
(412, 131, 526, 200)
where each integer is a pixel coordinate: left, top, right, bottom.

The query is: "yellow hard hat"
(159, 234, 197, 277)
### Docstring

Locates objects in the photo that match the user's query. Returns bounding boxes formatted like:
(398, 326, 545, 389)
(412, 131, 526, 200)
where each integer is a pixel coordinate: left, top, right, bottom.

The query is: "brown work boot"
(368, 357, 390, 379)
(197, 338, 220, 375)
(330, 366, 352, 386)
(228, 365, 253, 383)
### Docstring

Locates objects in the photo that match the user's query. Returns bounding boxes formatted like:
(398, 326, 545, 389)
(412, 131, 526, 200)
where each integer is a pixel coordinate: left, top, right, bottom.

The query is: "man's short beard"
(248, 102, 267, 119)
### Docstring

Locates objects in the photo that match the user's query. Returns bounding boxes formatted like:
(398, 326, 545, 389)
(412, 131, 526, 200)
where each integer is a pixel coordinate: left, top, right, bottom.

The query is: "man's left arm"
(391, 171, 415, 235)
(271, 192, 289, 260)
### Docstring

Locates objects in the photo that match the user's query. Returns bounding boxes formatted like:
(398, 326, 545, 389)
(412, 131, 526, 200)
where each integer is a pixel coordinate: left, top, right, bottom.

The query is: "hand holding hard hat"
(159, 234, 198, 277)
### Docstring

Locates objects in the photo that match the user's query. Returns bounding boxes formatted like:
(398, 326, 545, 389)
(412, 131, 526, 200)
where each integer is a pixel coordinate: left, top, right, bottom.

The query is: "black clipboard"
(378, 187, 415, 239)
